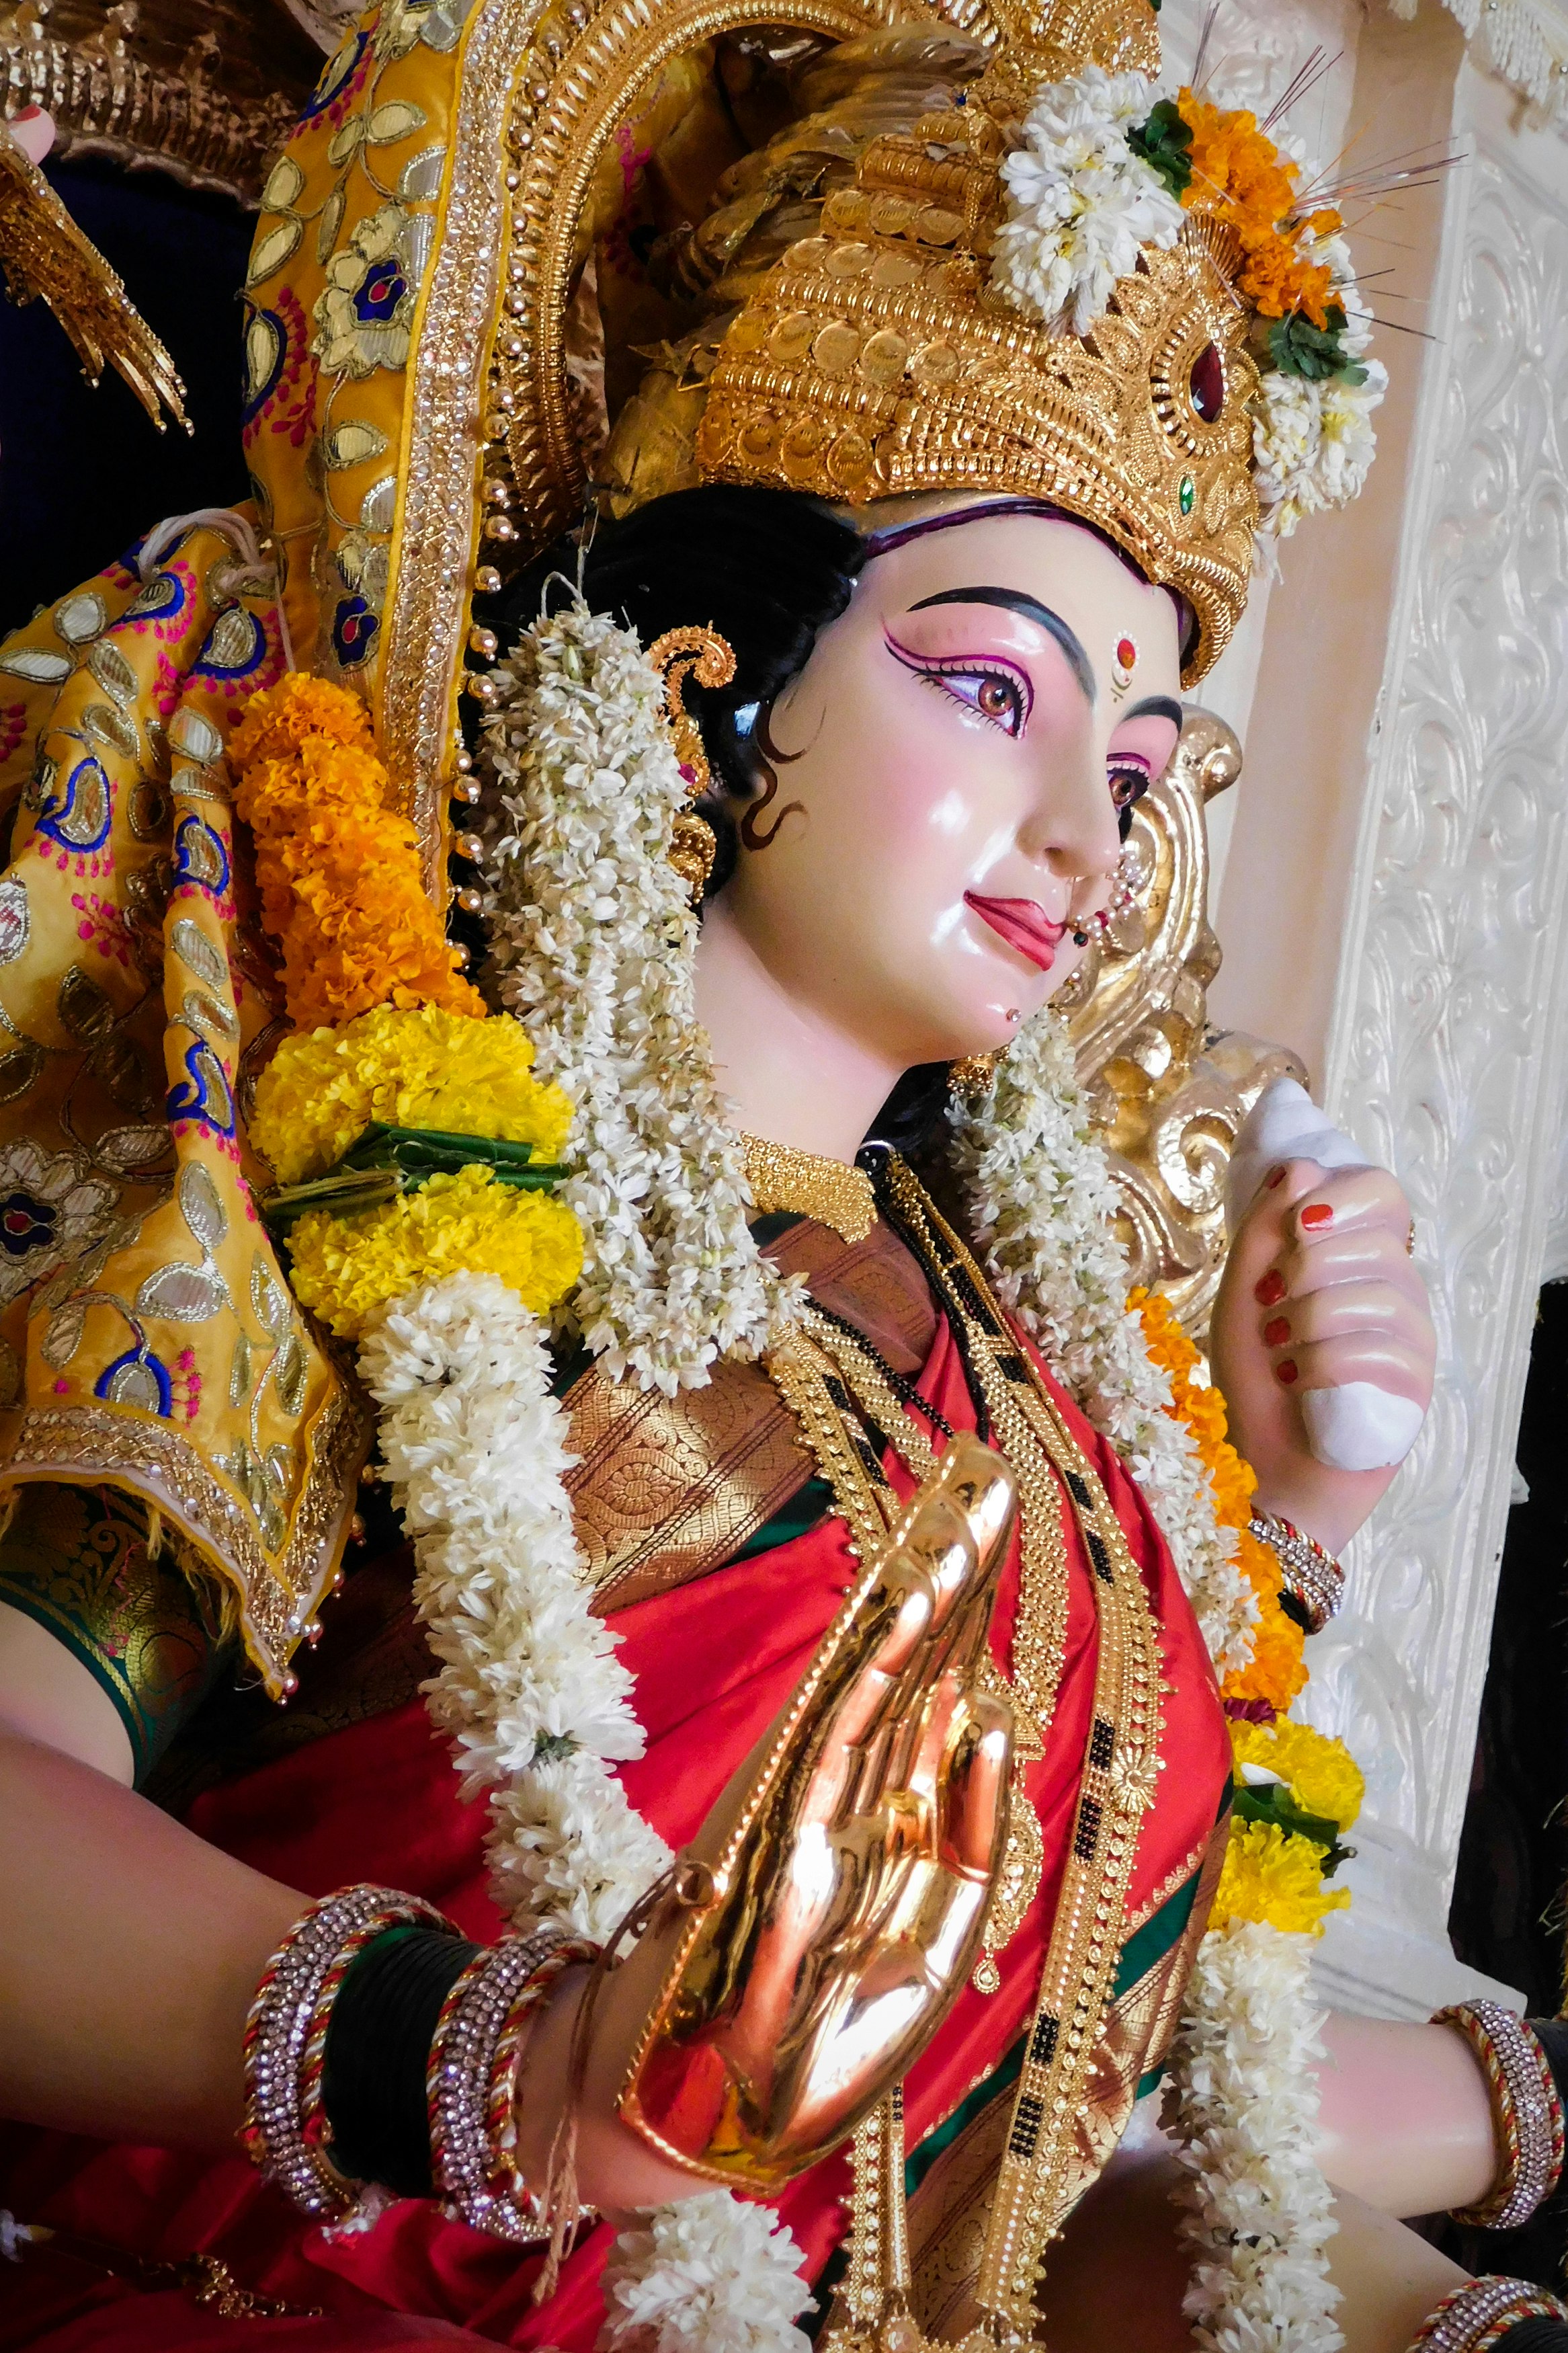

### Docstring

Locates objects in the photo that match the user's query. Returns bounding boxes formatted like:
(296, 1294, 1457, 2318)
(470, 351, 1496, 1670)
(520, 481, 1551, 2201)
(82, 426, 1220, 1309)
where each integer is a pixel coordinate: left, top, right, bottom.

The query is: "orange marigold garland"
(1130, 1286, 1307, 1718)
(1176, 90, 1342, 326)
(230, 674, 483, 1032)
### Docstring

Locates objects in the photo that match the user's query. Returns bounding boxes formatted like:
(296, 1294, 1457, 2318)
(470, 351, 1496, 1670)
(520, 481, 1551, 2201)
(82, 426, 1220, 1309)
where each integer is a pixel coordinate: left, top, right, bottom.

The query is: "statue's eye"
(1108, 758, 1151, 838)
(884, 635, 1032, 736)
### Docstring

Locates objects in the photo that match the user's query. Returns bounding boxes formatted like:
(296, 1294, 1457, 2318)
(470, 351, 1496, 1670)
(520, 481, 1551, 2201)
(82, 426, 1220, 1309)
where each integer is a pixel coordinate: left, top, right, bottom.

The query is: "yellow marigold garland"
(286, 1164, 584, 1342)
(1211, 1820, 1351, 1938)
(1231, 1717, 1364, 1834)
(1131, 1285, 1360, 1935)
(230, 674, 483, 1032)
(253, 1005, 574, 1188)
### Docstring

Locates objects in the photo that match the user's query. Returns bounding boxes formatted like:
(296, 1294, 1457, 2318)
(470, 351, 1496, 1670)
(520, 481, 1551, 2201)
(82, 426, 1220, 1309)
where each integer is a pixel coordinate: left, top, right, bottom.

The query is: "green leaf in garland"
(1266, 307, 1369, 386)
(1234, 1777, 1358, 1876)
(1128, 98, 1192, 198)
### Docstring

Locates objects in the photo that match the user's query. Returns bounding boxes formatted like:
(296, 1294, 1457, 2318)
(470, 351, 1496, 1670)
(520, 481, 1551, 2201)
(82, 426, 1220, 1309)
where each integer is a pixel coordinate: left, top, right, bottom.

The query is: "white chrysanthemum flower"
(599, 2190, 814, 2353)
(1316, 360, 1387, 504)
(991, 67, 1184, 337)
(1252, 369, 1324, 538)
(480, 603, 802, 1393)
(1252, 354, 1385, 541)
(949, 1004, 1257, 1676)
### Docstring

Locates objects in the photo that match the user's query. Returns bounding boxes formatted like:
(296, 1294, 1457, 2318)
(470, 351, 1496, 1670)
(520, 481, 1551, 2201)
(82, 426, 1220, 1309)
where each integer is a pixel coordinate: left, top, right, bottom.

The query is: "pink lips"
(964, 892, 1068, 973)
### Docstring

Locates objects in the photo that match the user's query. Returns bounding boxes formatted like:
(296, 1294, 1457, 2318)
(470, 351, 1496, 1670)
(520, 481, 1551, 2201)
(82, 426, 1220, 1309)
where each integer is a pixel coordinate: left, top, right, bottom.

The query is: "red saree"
(0, 1310, 1231, 2350)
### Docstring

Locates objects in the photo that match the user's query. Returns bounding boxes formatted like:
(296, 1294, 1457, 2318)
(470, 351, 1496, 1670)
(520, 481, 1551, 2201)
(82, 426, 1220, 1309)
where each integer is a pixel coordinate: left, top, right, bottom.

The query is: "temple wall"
(1175, 0, 1568, 2017)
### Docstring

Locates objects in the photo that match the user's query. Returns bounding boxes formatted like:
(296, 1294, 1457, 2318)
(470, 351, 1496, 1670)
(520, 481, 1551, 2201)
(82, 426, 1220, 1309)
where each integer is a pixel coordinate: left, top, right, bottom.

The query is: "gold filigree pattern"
(743, 1132, 876, 1244)
(698, 184, 1255, 683)
(0, 0, 314, 208)
(1062, 706, 1308, 1337)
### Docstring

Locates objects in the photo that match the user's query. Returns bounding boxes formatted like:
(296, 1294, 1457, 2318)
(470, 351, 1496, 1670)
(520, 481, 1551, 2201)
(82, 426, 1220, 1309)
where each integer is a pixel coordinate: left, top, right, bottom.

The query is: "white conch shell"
(1225, 1076, 1424, 1473)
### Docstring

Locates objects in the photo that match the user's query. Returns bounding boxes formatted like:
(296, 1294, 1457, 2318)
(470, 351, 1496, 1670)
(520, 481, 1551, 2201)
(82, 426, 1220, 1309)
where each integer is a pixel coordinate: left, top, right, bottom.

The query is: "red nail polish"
(1277, 1359, 1298, 1386)
(1263, 1316, 1290, 1346)
(1265, 1165, 1286, 1189)
(1255, 1270, 1286, 1306)
(1300, 1203, 1333, 1230)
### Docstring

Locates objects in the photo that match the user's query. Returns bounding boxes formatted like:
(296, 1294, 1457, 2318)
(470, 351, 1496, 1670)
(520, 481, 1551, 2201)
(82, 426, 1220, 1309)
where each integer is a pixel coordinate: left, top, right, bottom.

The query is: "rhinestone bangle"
(1408, 2277, 1568, 2351)
(1248, 1509, 1345, 1634)
(242, 1884, 456, 2221)
(1432, 2002, 1566, 2230)
(427, 1927, 598, 2239)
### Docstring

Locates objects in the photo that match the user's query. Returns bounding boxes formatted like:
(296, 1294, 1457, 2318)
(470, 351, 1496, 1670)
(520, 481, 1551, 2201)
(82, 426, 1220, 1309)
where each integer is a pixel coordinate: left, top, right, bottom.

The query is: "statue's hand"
(600, 1434, 1016, 2194)
(1210, 1158, 1435, 1554)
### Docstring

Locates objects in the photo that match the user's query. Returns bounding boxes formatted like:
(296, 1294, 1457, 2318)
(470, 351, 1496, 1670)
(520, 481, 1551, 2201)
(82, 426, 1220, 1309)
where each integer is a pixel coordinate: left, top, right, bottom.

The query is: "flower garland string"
(952, 1006, 1364, 2350)
(1135, 1292, 1364, 2353)
(230, 676, 481, 1027)
(479, 599, 802, 1394)
(948, 1002, 1258, 1676)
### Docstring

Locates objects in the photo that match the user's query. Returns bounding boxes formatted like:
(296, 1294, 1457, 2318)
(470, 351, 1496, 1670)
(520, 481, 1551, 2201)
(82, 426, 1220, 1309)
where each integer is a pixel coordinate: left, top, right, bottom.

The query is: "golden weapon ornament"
(0, 110, 188, 432)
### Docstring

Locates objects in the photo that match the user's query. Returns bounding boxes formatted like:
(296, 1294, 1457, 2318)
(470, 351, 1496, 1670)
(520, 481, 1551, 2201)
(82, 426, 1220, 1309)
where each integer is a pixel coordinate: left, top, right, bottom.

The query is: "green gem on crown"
(1178, 474, 1196, 517)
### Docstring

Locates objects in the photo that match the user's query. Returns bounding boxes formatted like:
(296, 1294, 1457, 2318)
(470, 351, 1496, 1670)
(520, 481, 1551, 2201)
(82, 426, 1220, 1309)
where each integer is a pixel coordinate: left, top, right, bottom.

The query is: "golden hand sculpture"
(616, 1435, 1018, 2192)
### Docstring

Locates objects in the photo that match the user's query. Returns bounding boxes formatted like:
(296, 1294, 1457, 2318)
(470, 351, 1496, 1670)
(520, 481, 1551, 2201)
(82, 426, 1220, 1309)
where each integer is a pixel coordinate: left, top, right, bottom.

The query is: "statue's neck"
(692, 895, 905, 1166)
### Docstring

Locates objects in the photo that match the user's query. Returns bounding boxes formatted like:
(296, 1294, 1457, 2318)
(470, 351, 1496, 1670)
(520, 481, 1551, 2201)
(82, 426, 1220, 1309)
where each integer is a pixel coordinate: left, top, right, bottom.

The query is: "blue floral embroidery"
(354, 258, 407, 323)
(332, 596, 379, 668)
(167, 1037, 236, 1140)
(94, 1347, 173, 1417)
(0, 1191, 56, 1256)
(173, 814, 232, 900)
(37, 754, 112, 856)
(192, 610, 268, 686)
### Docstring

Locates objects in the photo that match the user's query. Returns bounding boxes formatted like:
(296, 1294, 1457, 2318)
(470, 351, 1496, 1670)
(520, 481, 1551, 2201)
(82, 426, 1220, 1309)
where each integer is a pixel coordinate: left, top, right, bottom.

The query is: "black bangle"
(1499, 2324, 1568, 2351)
(321, 1922, 481, 2197)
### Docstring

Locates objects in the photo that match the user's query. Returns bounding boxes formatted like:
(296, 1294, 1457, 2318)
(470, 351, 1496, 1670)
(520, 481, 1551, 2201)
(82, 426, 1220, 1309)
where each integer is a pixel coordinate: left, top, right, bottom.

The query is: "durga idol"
(0, 2, 1559, 2350)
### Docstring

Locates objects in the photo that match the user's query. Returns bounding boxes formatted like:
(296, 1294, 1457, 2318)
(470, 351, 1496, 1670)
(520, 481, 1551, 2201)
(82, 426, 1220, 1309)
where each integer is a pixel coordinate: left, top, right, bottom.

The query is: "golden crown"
(695, 126, 1258, 678)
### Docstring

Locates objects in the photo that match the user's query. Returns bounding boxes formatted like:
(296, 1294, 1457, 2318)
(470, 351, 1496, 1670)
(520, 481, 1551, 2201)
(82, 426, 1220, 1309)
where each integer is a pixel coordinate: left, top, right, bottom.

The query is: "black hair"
(468, 486, 944, 1158)
(480, 484, 866, 900)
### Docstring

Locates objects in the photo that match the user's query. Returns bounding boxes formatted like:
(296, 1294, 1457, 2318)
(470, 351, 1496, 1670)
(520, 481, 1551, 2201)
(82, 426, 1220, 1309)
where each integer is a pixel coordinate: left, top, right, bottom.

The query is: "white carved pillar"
(1303, 48, 1568, 2018)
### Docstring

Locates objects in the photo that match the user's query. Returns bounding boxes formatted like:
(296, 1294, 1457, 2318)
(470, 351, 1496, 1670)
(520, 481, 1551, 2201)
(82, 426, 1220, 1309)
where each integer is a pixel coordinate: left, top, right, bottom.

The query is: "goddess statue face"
(710, 508, 1184, 1073)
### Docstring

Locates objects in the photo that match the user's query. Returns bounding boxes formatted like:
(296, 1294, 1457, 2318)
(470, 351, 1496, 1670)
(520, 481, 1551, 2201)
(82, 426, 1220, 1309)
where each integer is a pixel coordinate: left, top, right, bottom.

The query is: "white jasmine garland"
(1166, 1919, 1344, 2353)
(949, 1002, 1257, 1676)
(598, 2191, 815, 2353)
(991, 65, 1184, 336)
(479, 600, 802, 1394)
(360, 1269, 809, 2350)
(358, 1269, 673, 1940)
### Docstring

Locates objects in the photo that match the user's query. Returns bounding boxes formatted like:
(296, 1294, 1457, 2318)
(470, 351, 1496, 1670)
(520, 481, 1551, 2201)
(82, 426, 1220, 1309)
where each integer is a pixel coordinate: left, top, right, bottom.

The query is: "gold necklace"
(766, 1159, 1165, 2350)
(741, 1132, 876, 1245)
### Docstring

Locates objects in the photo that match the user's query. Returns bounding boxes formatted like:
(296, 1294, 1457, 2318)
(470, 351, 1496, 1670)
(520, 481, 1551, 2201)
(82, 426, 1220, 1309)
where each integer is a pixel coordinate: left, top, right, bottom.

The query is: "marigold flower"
(1210, 1819, 1350, 1936)
(231, 672, 483, 1031)
(287, 1164, 583, 1341)
(253, 1003, 575, 1185)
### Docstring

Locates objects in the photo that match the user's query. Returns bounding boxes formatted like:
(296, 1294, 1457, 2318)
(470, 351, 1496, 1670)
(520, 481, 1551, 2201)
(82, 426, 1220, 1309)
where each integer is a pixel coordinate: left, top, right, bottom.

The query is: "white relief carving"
(1311, 64, 1568, 2015)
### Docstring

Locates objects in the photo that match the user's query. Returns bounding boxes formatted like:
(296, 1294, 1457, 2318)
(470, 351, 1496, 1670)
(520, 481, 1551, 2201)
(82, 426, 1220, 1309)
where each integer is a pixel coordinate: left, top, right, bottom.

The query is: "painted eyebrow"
(905, 586, 1096, 707)
(1118, 694, 1184, 730)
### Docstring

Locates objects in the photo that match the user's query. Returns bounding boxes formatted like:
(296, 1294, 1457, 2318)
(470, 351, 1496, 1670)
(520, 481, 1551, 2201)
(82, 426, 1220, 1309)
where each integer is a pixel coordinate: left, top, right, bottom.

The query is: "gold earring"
(648, 625, 737, 899)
